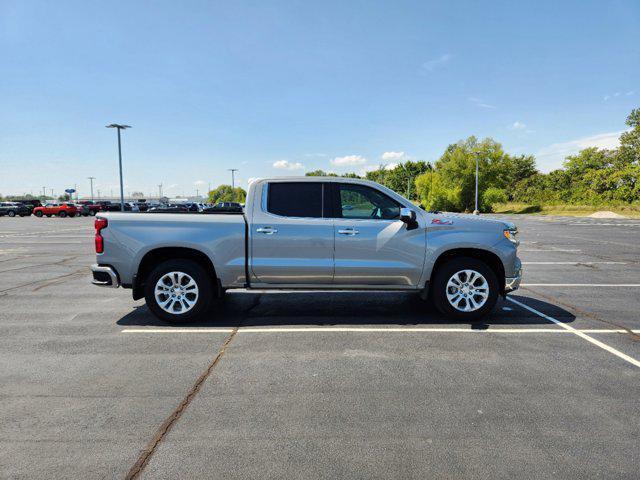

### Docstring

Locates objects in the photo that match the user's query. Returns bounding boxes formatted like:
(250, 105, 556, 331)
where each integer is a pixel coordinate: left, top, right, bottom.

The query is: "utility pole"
(158, 183, 163, 199)
(228, 168, 238, 189)
(97, 189, 101, 199)
(42, 186, 46, 197)
(88, 177, 95, 202)
(474, 152, 480, 215)
(106, 123, 131, 211)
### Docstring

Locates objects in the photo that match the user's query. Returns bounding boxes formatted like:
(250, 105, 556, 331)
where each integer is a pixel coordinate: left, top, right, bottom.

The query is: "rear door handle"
(338, 228, 359, 235)
(256, 226, 278, 234)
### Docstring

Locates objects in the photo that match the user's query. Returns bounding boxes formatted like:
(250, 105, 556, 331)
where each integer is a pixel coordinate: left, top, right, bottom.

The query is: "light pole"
(106, 124, 131, 211)
(473, 152, 480, 215)
(228, 168, 238, 189)
(88, 177, 95, 202)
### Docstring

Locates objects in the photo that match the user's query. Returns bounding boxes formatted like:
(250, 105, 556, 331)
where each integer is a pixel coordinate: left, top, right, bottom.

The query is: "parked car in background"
(204, 201, 243, 213)
(97, 201, 120, 212)
(33, 202, 79, 218)
(78, 201, 102, 216)
(215, 201, 242, 209)
(135, 201, 149, 212)
(7, 199, 41, 214)
(147, 204, 190, 213)
(0, 202, 31, 217)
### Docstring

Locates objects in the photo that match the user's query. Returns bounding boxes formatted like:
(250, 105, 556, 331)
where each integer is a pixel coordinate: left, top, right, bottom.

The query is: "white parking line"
(121, 327, 640, 334)
(522, 284, 640, 287)
(520, 249, 581, 252)
(508, 297, 640, 368)
(522, 261, 627, 265)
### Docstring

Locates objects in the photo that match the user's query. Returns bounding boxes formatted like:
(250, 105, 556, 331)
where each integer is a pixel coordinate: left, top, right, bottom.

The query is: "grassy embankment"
(491, 202, 640, 218)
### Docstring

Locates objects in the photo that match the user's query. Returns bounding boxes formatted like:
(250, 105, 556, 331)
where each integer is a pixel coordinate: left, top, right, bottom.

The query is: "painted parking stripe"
(522, 261, 627, 265)
(522, 283, 640, 287)
(121, 327, 640, 334)
(508, 297, 640, 368)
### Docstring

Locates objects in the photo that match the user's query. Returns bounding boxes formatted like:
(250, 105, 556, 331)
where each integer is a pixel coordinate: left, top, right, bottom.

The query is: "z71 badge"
(431, 218, 453, 225)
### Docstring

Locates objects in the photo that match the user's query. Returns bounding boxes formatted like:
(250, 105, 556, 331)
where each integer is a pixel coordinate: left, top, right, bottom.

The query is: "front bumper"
(91, 264, 120, 288)
(505, 268, 522, 293)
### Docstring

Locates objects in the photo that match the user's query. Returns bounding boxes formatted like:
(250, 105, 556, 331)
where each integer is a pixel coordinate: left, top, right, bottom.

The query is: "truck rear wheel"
(431, 257, 499, 321)
(144, 259, 213, 323)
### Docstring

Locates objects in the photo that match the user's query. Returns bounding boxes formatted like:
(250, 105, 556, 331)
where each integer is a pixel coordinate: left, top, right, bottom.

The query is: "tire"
(8, 211, 15, 217)
(89, 210, 96, 216)
(35, 211, 43, 217)
(431, 257, 499, 321)
(58, 211, 67, 218)
(144, 259, 213, 324)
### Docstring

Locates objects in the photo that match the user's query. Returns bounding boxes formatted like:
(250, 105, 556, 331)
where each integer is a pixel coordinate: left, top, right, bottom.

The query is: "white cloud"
(536, 131, 624, 172)
(469, 97, 497, 109)
(509, 121, 526, 130)
(273, 160, 304, 170)
(381, 151, 407, 161)
(421, 53, 452, 73)
(331, 155, 367, 167)
(194, 180, 207, 186)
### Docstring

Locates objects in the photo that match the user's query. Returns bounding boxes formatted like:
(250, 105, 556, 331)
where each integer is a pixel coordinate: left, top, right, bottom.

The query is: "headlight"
(503, 227, 519, 246)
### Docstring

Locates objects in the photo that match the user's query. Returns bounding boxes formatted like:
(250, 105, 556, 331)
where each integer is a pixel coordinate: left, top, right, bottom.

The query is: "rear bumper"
(91, 264, 120, 288)
(505, 268, 522, 293)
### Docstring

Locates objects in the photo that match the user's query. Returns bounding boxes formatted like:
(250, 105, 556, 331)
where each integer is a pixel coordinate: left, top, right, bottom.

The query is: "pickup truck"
(91, 177, 522, 323)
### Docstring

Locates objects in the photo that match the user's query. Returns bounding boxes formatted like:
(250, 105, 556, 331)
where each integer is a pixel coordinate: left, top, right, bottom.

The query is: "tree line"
(200, 108, 640, 212)
(306, 108, 640, 212)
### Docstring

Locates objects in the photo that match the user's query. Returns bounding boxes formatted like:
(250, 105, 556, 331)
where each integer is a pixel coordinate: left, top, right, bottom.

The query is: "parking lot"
(0, 215, 639, 479)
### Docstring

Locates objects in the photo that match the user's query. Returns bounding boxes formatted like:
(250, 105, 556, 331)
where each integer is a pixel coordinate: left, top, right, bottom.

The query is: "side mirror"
(400, 208, 418, 230)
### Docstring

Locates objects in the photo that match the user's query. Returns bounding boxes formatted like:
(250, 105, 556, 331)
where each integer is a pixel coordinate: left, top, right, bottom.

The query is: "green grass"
(492, 202, 640, 218)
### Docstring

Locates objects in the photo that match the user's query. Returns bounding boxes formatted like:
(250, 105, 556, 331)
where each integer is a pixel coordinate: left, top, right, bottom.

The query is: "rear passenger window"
(267, 182, 323, 218)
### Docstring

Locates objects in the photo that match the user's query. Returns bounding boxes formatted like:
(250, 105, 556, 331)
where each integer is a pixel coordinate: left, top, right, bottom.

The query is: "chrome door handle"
(338, 228, 359, 235)
(256, 227, 277, 234)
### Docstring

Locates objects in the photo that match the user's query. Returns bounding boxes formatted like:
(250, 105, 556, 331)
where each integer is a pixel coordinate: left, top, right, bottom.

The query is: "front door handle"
(338, 228, 359, 235)
(256, 226, 278, 234)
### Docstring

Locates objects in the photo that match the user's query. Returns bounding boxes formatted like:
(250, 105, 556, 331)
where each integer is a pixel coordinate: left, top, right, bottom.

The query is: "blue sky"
(1, 0, 638, 197)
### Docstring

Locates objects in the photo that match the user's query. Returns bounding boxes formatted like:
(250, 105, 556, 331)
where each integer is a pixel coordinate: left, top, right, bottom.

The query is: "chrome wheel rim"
(446, 269, 489, 312)
(154, 271, 199, 314)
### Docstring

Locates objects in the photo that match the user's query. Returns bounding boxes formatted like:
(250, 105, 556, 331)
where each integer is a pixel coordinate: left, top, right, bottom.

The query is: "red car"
(77, 200, 103, 216)
(33, 202, 79, 218)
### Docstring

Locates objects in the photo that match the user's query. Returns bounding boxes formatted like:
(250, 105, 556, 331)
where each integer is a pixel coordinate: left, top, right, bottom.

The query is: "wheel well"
(133, 247, 220, 300)
(430, 248, 505, 294)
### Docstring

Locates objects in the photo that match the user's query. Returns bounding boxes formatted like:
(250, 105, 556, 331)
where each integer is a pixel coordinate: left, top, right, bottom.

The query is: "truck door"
(250, 181, 334, 284)
(331, 182, 425, 286)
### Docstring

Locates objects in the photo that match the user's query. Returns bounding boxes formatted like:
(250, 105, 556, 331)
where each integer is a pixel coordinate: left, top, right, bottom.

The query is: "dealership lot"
(0, 216, 639, 479)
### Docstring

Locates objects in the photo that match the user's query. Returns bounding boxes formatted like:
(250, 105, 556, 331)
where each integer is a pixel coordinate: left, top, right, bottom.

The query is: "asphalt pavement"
(0, 215, 639, 479)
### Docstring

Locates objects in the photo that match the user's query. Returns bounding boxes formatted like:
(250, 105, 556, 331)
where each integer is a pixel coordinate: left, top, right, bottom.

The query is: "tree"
(364, 161, 431, 200)
(208, 185, 246, 203)
(305, 170, 337, 177)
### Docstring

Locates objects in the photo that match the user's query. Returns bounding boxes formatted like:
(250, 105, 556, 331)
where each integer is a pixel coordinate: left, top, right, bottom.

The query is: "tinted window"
(267, 182, 323, 218)
(338, 184, 401, 219)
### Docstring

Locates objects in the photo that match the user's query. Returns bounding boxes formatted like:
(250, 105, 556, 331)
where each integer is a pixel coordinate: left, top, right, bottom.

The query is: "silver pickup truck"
(91, 177, 521, 323)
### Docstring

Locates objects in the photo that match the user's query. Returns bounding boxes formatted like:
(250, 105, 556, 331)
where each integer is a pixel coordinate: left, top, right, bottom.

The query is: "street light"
(473, 152, 480, 215)
(87, 177, 95, 202)
(106, 124, 131, 211)
(228, 168, 238, 189)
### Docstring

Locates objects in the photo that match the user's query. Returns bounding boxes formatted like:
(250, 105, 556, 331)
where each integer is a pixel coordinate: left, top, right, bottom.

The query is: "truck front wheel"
(431, 257, 499, 321)
(144, 259, 213, 323)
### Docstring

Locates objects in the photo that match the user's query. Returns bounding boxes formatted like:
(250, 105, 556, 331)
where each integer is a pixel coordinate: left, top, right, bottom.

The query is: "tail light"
(95, 217, 108, 253)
